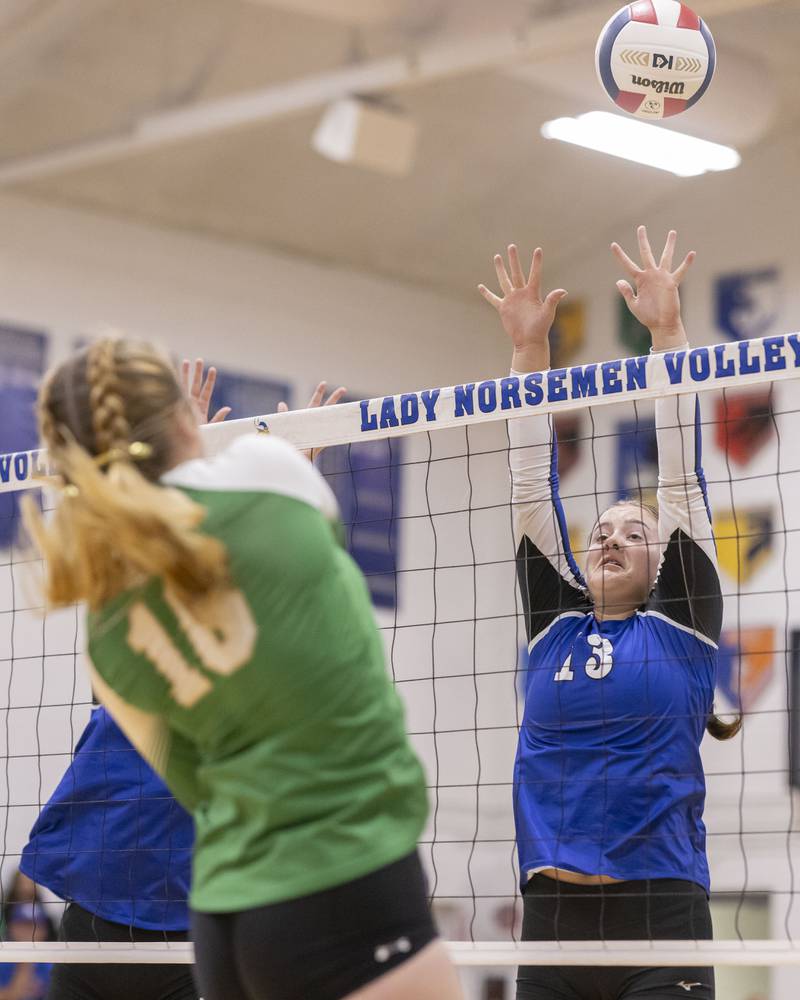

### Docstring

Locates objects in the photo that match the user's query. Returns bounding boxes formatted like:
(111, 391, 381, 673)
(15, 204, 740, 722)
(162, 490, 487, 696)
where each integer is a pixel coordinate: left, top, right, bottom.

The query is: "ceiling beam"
(0, 0, 782, 186)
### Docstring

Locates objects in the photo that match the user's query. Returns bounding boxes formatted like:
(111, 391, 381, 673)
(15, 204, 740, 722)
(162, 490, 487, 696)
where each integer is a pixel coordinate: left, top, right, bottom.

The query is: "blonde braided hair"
(88, 338, 132, 456)
(23, 337, 229, 610)
(37, 371, 59, 453)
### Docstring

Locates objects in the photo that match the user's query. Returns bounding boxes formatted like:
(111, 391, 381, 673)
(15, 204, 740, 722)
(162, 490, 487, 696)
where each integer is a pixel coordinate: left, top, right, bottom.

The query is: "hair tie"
(92, 441, 153, 469)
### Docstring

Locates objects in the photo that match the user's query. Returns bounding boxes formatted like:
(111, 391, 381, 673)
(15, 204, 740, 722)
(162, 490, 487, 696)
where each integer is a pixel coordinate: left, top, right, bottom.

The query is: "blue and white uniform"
(511, 392, 721, 893)
(20, 706, 192, 931)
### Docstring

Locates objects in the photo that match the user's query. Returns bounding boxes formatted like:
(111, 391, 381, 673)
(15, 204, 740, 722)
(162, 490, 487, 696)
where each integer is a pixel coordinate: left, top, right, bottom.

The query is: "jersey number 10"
(127, 586, 258, 708)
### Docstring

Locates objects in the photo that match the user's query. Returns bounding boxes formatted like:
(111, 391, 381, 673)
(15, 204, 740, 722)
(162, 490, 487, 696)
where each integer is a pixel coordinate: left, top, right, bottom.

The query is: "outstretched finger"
(209, 406, 231, 423)
(198, 366, 217, 413)
(610, 242, 642, 280)
(325, 386, 347, 406)
(508, 244, 525, 289)
(478, 284, 502, 310)
(544, 288, 568, 311)
(180, 359, 191, 394)
(659, 230, 677, 271)
(190, 359, 204, 400)
(527, 247, 543, 298)
(307, 381, 327, 409)
(616, 280, 637, 309)
(672, 249, 697, 285)
(494, 254, 513, 296)
(637, 225, 657, 269)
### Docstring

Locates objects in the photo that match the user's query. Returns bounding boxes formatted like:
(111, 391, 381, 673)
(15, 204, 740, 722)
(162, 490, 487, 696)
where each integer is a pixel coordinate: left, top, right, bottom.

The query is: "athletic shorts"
(191, 850, 438, 1000)
(46, 902, 198, 1000)
(516, 875, 714, 1000)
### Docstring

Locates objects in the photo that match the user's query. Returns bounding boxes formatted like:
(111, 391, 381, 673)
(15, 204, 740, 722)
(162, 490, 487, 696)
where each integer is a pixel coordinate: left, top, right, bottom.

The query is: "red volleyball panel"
(677, 4, 701, 29)
(663, 97, 689, 117)
(615, 91, 647, 114)
(630, 0, 658, 23)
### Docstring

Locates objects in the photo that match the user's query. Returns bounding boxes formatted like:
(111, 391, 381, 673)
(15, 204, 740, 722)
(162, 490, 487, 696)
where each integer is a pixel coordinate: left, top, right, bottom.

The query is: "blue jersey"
(509, 393, 721, 892)
(20, 707, 192, 931)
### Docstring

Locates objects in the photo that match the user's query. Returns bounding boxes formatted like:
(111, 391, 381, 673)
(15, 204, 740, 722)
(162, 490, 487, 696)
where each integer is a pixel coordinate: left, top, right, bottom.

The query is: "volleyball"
(595, 1, 716, 119)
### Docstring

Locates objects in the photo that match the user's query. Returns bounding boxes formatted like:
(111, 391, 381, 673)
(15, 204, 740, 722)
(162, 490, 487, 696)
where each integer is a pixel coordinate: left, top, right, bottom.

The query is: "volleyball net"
(2, 334, 800, 983)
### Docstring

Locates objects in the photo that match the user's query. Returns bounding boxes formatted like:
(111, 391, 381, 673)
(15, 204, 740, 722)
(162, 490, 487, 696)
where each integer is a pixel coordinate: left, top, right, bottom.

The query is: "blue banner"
(0, 324, 47, 546)
(715, 269, 780, 342)
(210, 368, 290, 420)
(615, 416, 657, 501)
(317, 434, 402, 610)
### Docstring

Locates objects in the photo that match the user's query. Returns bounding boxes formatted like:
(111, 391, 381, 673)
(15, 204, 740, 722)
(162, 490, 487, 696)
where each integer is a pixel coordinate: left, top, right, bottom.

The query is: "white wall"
(0, 192, 504, 400)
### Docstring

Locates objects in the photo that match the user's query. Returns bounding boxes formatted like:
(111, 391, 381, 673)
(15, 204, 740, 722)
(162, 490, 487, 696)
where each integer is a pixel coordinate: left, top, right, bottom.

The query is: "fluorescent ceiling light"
(540, 111, 740, 177)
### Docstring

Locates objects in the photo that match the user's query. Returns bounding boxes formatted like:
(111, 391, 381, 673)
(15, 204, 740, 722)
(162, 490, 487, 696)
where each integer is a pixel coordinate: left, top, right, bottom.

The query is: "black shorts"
(46, 902, 198, 1000)
(516, 876, 714, 1000)
(191, 850, 438, 1000)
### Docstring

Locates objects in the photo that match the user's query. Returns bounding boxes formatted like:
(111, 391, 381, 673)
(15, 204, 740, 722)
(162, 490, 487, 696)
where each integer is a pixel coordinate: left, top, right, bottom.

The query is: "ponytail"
(23, 441, 227, 611)
(24, 336, 229, 611)
(706, 710, 742, 741)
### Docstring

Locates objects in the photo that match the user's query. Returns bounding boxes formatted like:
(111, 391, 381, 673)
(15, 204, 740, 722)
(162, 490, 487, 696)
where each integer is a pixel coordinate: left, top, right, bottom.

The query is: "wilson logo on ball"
(595, 0, 716, 119)
(630, 76, 686, 95)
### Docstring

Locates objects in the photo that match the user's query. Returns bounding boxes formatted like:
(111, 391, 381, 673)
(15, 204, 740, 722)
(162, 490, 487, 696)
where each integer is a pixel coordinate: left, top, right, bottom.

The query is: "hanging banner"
(615, 416, 658, 502)
(717, 626, 775, 712)
(549, 299, 585, 368)
(210, 367, 290, 420)
(714, 389, 773, 466)
(714, 507, 774, 584)
(0, 323, 47, 546)
(316, 399, 403, 610)
(715, 268, 780, 342)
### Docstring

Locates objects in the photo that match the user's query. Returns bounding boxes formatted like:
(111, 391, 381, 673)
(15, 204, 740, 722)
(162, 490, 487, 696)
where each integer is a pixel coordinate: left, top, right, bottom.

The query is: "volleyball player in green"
(25, 339, 464, 1000)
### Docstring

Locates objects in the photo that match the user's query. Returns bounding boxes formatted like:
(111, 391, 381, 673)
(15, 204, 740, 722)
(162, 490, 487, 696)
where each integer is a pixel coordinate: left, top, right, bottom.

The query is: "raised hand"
(181, 358, 231, 425)
(277, 381, 347, 462)
(611, 226, 695, 352)
(478, 245, 567, 373)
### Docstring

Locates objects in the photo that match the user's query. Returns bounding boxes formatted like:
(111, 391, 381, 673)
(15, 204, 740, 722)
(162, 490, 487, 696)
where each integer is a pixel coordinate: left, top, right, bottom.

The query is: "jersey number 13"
(553, 635, 614, 682)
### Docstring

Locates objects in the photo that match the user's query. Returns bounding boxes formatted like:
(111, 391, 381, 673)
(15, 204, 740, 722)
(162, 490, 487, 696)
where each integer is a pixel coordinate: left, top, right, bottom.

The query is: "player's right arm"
(479, 245, 588, 643)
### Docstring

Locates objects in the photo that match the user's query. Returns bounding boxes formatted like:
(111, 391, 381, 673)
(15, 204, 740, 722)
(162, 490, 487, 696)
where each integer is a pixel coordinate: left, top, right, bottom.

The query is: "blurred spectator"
(0, 875, 54, 942)
(0, 901, 52, 1000)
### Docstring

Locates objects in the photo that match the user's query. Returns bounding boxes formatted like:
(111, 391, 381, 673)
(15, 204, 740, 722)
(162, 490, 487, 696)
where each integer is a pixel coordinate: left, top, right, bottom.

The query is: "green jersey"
(87, 434, 428, 913)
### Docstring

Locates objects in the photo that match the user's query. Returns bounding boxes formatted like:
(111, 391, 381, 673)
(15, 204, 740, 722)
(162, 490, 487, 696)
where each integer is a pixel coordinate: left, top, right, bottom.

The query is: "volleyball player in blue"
(480, 227, 740, 1000)
(21, 706, 196, 1000)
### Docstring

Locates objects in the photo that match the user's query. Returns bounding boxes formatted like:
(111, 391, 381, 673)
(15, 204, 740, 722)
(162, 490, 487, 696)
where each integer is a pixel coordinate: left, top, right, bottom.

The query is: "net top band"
(2, 333, 797, 494)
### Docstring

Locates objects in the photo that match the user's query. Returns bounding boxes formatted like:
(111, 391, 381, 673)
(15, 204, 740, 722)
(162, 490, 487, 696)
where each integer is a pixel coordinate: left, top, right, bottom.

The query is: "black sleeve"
(516, 534, 591, 645)
(647, 529, 723, 645)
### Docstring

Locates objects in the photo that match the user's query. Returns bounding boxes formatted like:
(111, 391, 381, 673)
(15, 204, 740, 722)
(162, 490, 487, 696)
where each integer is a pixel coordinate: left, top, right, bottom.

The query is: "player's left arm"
(650, 394, 722, 644)
(612, 226, 721, 645)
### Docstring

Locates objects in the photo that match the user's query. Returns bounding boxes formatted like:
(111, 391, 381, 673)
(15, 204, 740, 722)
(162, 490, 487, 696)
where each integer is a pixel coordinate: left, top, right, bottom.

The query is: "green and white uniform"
(87, 434, 428, 914)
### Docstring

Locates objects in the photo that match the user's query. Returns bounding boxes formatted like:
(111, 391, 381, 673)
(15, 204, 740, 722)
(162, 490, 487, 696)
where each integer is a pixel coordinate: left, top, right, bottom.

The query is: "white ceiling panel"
(0, 0, 794, 296)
